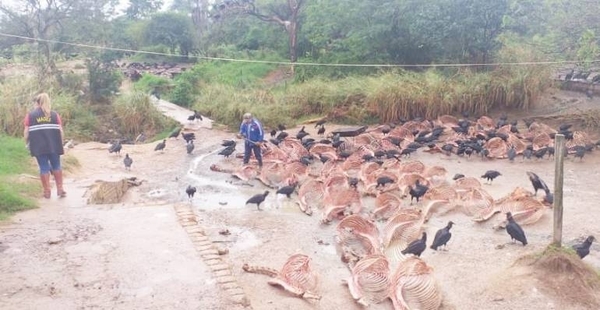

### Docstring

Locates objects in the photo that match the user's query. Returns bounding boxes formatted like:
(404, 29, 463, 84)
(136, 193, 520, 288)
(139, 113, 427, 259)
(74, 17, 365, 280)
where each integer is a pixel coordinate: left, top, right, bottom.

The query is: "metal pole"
(552, 134, 565, 247)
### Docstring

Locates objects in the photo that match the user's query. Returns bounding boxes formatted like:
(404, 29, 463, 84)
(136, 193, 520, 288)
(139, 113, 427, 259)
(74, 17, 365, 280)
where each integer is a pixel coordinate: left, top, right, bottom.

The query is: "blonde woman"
(23, 93, 66, 198)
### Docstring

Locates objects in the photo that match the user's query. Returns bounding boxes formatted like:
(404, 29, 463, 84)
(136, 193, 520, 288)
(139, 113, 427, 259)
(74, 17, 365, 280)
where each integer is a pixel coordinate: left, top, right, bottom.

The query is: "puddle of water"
(147, 189, 168, 198)
(194, 192, 248, 210)
(187, 149, 238, 191)
(227, 226, 262, 251)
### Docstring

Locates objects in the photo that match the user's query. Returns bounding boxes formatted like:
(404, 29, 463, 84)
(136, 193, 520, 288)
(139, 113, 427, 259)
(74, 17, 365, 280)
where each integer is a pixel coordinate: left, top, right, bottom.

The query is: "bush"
(52, 93, 99, 140)
(86, 58, 123, 104)
(0, 77, 40, 136)
(169, 79, 195, 107)
(133, 74, 173, 94)
(113, 91, 178, 138)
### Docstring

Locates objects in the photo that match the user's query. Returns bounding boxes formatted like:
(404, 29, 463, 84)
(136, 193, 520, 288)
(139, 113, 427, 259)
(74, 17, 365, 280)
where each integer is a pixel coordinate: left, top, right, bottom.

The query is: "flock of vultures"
(111, 112, 597, 308)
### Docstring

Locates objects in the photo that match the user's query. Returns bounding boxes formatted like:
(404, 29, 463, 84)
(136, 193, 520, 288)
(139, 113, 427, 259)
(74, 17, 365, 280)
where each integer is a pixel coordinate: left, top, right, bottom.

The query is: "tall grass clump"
(192, 45, 553, 130)
(0, 77, 95, 140)
(0, 78, 40, 136)
(133, 74, 173, 93)
(195, 84, 293, 130)
(49, 92, 97, 140)
(113, 91, 178, 138)
(0, 135, 37, 219)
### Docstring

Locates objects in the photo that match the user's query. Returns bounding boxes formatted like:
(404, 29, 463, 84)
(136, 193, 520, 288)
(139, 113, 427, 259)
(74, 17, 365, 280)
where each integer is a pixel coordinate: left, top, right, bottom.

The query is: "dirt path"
(1, 94, 600, 310)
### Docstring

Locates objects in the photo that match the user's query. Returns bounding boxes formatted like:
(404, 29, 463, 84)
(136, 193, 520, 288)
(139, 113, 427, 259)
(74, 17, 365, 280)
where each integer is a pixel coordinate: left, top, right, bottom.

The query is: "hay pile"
(86, 177, 142, 204)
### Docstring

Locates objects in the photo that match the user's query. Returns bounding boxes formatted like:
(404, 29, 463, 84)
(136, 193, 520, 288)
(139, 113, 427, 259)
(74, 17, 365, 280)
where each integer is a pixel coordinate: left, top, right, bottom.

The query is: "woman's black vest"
(27, 108, 64, 156)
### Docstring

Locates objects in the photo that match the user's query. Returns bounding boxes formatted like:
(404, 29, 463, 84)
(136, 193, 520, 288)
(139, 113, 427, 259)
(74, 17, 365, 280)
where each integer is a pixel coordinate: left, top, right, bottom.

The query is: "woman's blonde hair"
(35, 93, 51, 116)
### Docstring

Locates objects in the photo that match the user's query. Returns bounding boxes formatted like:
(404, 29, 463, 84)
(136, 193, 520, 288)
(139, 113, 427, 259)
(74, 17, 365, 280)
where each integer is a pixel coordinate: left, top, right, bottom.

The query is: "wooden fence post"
(552, 134, 565, 247)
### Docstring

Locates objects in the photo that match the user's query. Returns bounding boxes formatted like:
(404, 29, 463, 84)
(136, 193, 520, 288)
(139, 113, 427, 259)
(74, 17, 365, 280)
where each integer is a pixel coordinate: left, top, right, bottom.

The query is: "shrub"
(113, 91, 178, 138)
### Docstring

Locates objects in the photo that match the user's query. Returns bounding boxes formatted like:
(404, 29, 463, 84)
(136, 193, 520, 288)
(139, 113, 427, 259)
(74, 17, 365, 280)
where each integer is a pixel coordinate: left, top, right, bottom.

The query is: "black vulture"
(506, 212, 527, 246)
(109, 140, 122, 156)
(523, 146, 533, 160)
(154, 139, 166, 152)
(169, 127, 182, 139)
(222, 139, 236, 147)
(269, 138, 281, 146)
(362, 154, 374, 162)
(481, 170, 501, 184)
(246, 191, 270, 210)
(182, 132, 195, 143)
(376, 176, 395, 188)
(123, 153, 133, 170)
(276, 131, 289, 140)
(374, 150, 386, 158)
(409, 180, 428, 204)
(507, 145, 517, 162)
(185, 185, 196, 199)
(431, 221, 455, 251)
(299, 155, 313, 166)
(572, 236, 595, 259)
(526, 171, 549, 196)
(441, 144, 454, 156)
(573, 146, 586, 161)
(401, 232, 427, 257)
(218, 146, 235, 158)
(315, 119, 326, 127)
(533, 147, 547, 159)
(194, 111, 203, 121)
(338, 150, 352, 159)
(401, 148, 416, 157)
(452, 173, 465, 181)
(558, 124, 572, 131)
(186, 140, 195, 154)
(317, 125, 325, 136)
(296, 131, 309, 140)
(276, 185, 296, 198)
(332, 140, 344, 148)
(317, 153, 331, 164)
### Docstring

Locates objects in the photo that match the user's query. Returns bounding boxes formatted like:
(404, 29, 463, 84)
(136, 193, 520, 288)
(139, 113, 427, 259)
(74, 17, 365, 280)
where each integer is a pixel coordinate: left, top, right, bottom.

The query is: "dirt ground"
(1, 91, 600, 310)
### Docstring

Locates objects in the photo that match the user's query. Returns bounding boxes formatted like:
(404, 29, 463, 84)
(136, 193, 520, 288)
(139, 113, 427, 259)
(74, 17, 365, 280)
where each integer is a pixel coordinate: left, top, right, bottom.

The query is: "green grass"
(190, 60, 277, 87)
(0, 135, 38, 220)
(133, 74, 173, 93)
(193, 64, 552, 131)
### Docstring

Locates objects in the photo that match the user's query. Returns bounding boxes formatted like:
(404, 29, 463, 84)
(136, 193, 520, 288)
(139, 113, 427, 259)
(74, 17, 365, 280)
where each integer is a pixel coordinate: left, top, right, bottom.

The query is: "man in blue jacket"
(237, 112, 264, 167)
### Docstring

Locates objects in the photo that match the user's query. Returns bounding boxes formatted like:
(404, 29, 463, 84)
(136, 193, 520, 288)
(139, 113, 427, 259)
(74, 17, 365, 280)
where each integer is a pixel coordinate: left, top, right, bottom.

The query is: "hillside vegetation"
(1, 0, 596, 137)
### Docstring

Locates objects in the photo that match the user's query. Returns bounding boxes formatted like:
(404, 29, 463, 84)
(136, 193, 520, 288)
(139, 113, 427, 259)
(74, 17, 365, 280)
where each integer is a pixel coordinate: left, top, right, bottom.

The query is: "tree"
(143, 12, 197, 56)
(170, 0, 211, 37)
(212, 0, 305, 64)
(125, 0, 163, 19)
(86, 57, 123, 103)
(0, 0, 79, 77)
(0, 0, 118, 78)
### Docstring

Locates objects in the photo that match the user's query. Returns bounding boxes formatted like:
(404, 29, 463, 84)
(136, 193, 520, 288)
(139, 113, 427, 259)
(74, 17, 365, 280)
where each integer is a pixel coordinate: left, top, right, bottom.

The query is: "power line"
(0, 32, 587, 68)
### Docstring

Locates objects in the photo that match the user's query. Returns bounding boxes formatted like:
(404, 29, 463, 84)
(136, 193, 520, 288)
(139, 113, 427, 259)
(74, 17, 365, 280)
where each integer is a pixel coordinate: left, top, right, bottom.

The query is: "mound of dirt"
(502, 247, 600, 308)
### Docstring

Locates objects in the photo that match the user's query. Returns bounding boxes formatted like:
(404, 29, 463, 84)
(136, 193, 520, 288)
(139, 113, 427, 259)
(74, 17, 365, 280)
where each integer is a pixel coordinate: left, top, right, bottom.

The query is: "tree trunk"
(287, 0, 302, 71)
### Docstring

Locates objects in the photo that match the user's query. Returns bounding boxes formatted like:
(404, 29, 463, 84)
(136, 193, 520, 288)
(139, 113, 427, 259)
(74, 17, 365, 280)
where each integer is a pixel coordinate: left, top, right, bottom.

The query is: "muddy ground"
(1, 92, 600, 310)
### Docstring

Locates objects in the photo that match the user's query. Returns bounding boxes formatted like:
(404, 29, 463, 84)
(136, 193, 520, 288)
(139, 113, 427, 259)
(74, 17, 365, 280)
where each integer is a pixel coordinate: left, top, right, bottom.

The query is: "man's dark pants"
(243, 141, 263, 167)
